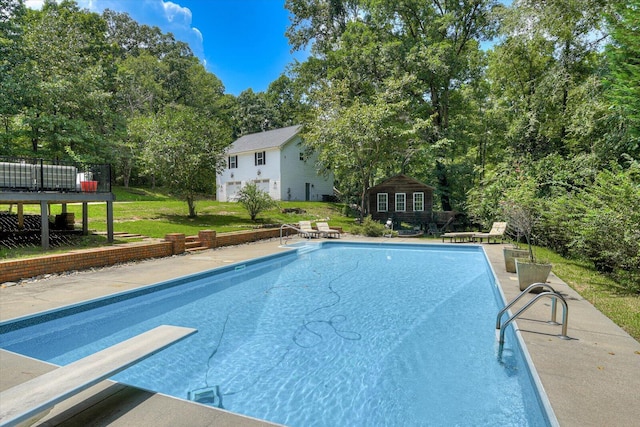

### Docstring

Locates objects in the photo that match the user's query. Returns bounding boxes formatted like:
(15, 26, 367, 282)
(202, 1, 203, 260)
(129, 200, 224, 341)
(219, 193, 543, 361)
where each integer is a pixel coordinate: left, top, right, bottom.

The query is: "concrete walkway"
(1, 236, 639, 426)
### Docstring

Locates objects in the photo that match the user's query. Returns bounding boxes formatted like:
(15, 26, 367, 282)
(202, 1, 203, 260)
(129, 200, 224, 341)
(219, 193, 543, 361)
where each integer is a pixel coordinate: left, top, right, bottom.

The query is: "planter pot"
(80, 180, 98, 192)
(503, 248, 530, 273)
(515, 258, 552, 291)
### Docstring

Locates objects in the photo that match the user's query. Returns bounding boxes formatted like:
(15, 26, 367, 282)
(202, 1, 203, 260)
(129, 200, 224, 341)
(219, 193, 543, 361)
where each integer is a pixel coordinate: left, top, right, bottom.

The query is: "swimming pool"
(0, 242, 556, 426)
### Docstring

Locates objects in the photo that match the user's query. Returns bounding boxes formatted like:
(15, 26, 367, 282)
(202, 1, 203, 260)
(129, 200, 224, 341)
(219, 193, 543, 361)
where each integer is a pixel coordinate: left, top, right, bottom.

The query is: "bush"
(352, 216, 393, 237)
(237, 182, 278, 222)
(566, 166, 640, 292)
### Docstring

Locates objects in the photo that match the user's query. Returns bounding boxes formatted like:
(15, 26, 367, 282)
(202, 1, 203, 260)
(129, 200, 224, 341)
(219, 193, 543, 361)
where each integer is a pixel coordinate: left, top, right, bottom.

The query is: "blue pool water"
(0, 242, 555, 426)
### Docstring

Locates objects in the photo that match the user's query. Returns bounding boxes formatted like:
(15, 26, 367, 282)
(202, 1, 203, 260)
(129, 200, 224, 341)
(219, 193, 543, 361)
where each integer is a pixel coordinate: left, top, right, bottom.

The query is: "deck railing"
(0, 157, 111, 193)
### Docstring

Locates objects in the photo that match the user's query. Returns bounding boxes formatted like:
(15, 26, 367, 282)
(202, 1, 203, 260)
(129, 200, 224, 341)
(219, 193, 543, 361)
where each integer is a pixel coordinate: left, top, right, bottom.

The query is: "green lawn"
(4, 186, 638, 342)
(16, 186, 355, 238)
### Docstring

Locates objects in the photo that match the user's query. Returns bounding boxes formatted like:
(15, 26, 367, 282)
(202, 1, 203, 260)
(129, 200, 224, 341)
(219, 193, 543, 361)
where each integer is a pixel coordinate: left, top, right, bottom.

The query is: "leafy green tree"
(234, 88, 275, 136)
(559, 163, 640, 291)
(139, 104, 231, 217)
(17, 0, 123, 161)
(304, 84, 409, 218)
(605, 0, 640, 160)
(237, 181, 277, 222)
(265, 74, 309, 128)
(0, 0, 27, 153)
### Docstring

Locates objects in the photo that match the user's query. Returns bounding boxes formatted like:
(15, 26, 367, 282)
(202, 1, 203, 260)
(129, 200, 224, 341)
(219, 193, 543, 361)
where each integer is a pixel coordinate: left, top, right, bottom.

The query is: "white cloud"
(192, 27, 203, 43)
(162, 1, 192, 25)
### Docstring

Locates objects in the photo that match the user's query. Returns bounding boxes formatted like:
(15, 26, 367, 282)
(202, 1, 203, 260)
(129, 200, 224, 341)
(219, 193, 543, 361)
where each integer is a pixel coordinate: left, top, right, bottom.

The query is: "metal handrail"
(498, 291, 570, 344)
(496, 283, 560, 329)
(279, 223, 310, 245)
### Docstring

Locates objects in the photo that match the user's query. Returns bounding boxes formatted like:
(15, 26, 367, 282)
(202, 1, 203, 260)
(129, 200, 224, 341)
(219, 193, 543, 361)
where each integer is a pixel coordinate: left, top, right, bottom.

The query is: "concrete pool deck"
(1, 236, 639, 426)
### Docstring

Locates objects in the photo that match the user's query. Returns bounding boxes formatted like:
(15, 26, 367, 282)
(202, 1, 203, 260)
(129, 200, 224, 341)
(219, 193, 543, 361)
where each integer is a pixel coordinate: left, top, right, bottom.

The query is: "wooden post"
(82, 202, 89, 236)
(17, 203, 24, 230)
(107, 201, 114, 243)
(40, 200, 49, 250)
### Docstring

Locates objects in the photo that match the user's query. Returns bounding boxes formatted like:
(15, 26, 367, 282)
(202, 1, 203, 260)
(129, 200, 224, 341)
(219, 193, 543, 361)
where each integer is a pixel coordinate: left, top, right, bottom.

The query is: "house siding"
(279, 139, 333, 201)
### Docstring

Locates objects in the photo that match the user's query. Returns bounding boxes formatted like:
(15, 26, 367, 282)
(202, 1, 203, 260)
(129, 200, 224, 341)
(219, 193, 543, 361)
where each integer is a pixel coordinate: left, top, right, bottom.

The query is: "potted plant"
(501, 226, 529, 273)
(502, 179, 552, 291)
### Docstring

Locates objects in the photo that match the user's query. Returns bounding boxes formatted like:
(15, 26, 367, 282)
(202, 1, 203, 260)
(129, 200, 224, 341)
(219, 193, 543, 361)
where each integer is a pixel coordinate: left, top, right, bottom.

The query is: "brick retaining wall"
(0, 228, 297, 283)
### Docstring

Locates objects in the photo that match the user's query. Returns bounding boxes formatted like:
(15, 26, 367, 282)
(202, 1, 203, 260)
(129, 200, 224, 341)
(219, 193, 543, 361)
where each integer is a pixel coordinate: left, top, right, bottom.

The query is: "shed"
(366, 174, 434, 224)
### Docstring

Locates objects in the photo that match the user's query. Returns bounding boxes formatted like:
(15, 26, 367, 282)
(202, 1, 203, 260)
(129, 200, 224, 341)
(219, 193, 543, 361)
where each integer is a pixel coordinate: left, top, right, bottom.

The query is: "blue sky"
(26, 0, 306, 96)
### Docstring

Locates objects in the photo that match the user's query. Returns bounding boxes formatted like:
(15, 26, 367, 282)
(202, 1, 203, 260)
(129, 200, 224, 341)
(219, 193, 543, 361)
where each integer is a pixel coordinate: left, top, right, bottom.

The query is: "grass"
(11, 185, 355, 242)
(5, 186, 638, 341)
(534, 247, 640, 341)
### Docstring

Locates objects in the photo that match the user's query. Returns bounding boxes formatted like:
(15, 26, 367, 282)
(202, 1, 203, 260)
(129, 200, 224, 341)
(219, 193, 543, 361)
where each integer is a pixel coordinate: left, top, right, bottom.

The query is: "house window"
(377, 193, 388, 212)
(255, 151, 266, 166)
(228, 155, 237, 169)
(414, 192, 424, 211)
(299, 152, 305, 161)
(395, 193, 406, 212)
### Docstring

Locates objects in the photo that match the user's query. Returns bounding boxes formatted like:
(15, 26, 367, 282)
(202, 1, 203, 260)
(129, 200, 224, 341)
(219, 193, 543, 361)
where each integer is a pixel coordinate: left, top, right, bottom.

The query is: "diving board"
(0, 325, 197, 427)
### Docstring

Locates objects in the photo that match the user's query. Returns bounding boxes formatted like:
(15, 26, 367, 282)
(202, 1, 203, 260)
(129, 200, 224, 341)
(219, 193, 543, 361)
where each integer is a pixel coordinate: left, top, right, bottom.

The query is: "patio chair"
(298, 220, 320, 238)
(316, 222, 341, 238)
(473, 222, 508, 244)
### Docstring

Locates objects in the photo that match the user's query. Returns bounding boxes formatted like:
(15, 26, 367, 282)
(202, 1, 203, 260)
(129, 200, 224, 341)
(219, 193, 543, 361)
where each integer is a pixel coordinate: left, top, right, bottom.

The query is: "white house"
(216, 125, 334, 202)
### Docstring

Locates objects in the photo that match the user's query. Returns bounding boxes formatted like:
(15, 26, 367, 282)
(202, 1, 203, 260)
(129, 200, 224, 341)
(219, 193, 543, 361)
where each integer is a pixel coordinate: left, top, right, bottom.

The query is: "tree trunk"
(187, 195, 197, 218)
(436, 160, 452, 211)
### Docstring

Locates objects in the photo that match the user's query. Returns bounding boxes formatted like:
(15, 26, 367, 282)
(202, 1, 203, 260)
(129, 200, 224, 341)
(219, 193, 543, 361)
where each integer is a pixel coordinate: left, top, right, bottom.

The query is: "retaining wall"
(1, 228, 294, 283)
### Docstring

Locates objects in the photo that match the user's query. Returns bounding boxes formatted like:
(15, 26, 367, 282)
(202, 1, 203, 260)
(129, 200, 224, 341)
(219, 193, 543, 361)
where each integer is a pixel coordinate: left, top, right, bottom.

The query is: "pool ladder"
(496, 283, 570, 344)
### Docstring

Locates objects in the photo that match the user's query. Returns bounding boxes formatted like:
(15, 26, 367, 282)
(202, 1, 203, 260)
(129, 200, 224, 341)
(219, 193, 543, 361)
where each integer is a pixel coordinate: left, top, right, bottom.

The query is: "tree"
(237, 181, 277, 222)
(234, 89, 275, 136)
(139, 104, 231, 217)
(15, 0, 123, 161)
(287, 0, 498, 211)
(605, 0, 640, 160)
(0, 0, 27, 153)
(304, 84, 409, 219)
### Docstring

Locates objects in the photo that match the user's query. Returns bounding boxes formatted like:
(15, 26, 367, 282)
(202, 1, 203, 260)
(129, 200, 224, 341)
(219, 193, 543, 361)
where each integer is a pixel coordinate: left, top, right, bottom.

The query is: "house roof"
(367, 174, 436, 192)
(226, 125, 302, 155)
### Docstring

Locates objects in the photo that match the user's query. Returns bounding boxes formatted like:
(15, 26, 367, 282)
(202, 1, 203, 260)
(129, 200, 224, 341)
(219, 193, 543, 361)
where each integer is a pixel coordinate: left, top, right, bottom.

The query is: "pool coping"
(1, 236, 639, 426)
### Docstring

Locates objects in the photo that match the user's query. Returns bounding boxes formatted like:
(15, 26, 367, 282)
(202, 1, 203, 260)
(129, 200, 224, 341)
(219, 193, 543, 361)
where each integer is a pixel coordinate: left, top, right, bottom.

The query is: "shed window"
(395, 193, 406, 212)
(228, 155, 238, 169)
(413, 192, 424, 211)
(255, 151, 266, 166)
(377, 193, 388, 212)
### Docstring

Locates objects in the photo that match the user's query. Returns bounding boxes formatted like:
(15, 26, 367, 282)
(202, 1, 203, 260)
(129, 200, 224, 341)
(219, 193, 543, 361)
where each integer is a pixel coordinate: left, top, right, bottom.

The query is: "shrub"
(565, 165, 640, 292)
(352, 216, 393, 237)
(237, 182, 278, 222)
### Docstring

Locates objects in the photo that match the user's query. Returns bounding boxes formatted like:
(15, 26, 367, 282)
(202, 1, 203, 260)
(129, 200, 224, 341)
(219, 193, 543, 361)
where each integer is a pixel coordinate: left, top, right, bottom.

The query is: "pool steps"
(496, 283, 569, 345)
(0, 325, 197, 427)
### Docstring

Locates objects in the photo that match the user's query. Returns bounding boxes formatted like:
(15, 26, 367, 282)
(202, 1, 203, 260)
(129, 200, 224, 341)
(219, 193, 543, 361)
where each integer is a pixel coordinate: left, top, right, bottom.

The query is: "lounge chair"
(473, 222, 507, 243)
(316, 222, 341, 238)
(298, 221, 320, 238)
(441, 231, 476, 243)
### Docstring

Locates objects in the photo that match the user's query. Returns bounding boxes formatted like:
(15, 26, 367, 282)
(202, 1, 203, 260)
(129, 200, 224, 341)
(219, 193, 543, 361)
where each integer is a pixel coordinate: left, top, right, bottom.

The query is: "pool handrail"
(497, 291, 569, 344)
(0, 325, 197, 427)
(280, 223, 311, 244)
(496, 283, 560, 329)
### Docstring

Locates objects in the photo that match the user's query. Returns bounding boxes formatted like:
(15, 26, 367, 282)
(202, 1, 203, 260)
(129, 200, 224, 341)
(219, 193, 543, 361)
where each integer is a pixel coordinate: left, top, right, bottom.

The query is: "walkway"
(1, 236, 639, 426)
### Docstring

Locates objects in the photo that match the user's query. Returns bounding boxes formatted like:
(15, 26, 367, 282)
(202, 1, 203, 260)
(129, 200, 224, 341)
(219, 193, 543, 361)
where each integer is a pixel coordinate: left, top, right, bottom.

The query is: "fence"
(0, 157, 111, 193)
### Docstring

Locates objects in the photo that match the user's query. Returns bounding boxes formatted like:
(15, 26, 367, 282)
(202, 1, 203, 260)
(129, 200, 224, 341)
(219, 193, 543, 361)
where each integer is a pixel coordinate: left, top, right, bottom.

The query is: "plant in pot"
(502, 179, 552, 291)
(500, 218, 529, 273)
